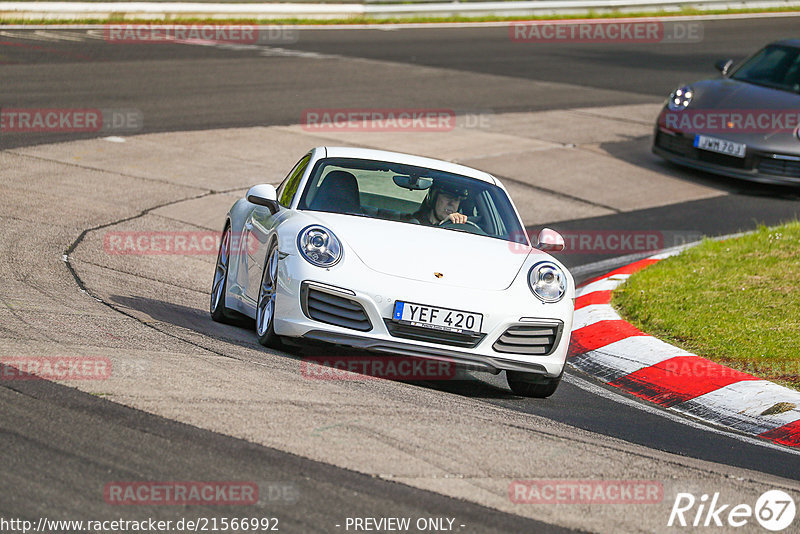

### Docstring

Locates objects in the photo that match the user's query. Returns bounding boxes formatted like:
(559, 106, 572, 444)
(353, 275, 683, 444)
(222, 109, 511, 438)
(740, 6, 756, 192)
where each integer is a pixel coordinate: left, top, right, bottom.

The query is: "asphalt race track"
(2, 15, 799, 148)
(2, 15, 800, 533)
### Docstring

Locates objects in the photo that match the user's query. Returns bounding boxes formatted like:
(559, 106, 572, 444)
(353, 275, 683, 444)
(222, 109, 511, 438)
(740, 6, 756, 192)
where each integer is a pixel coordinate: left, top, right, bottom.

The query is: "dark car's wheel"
(256, 239, 281, 348)
(506, 369, 563, 398)
(210, 225, 235, 323)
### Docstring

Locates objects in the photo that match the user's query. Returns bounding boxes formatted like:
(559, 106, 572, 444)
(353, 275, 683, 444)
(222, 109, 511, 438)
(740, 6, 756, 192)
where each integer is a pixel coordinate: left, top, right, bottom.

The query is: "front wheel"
(210, 225, 234, 323)
(506, 369, 563, 398)
(256, 239, 281, 348)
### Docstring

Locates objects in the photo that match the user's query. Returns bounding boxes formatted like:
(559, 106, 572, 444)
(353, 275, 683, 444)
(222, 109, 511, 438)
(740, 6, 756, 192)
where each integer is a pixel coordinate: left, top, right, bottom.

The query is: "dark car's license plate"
(694, 135, 746, 158)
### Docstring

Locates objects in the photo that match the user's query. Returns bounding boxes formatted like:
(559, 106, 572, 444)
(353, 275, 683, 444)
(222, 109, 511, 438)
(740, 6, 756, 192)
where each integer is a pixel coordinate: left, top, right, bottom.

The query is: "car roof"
(772, 39, 800, 48)
(320, 146, 498, 185)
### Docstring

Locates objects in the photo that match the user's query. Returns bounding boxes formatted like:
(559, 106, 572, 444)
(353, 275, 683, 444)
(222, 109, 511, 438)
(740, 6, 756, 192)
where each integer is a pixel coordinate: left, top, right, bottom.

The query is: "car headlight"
(297, 225, 342, 267)
(528, 261, 567, 303)
(667, 85, 693, 111)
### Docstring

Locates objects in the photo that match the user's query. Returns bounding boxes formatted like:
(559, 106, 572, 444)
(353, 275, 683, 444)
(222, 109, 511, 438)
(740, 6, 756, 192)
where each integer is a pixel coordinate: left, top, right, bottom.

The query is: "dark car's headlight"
(297, 225, 342, 267)
(528, 261, 567, 303)
(667, 85, 693, 111)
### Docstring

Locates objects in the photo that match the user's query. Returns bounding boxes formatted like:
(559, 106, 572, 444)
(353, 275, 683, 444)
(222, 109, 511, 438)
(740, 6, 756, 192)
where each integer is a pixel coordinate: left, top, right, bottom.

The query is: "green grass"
(2, 6, 800, 25)
(612, 221, 800, 391)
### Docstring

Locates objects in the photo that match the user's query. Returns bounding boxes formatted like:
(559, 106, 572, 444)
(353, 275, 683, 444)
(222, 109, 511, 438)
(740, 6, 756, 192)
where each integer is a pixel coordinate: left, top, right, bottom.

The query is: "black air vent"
(493, 323, 563, 355)
(301, 283, 372, 332)
(384, 319, 485, 348)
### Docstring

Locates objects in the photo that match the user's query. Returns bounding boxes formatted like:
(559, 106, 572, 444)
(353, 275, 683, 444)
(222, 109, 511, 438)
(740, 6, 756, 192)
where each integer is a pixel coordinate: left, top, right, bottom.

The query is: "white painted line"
(575, 275, 627, 297)
(571, 351, 643, 382)
(3, 3, 800, 24)
(289, 11, 800, 29)
(573, 304, 621, 330)
(0, 2, 365, 15)
(573, 335, 692, 378)
(572, 241, 705, 280)
(675, 380, 800, 435)
(649, 249, 684, 260)
(608, 335, 694, 365)
(563, 372, 800, 456)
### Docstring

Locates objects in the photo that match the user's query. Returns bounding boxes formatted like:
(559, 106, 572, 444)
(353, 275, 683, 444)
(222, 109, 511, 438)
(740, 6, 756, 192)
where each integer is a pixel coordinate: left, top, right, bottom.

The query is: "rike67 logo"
(668, 490, 796, 531)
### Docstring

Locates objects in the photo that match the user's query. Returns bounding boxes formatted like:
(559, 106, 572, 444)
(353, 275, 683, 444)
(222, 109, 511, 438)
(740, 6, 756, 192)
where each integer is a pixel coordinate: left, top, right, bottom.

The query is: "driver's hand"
(442, 213, 468, 225)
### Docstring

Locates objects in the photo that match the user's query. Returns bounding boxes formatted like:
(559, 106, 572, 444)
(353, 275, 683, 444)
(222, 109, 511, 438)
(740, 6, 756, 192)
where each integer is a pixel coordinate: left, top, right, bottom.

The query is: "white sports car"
(210, 147, 574, 397)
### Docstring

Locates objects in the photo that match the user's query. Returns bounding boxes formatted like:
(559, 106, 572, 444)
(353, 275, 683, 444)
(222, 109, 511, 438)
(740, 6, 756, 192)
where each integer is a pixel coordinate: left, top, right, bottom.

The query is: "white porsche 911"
(210, 146, 574, 397)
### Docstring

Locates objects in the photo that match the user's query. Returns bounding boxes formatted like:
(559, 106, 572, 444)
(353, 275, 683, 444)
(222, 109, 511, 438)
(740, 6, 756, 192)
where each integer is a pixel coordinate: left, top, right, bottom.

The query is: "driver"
(412, 182, 469, 226)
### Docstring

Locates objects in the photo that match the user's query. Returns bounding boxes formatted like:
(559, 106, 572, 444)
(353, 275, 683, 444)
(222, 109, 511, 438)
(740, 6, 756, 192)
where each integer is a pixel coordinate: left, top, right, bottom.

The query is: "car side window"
(277, 155, 310, 207)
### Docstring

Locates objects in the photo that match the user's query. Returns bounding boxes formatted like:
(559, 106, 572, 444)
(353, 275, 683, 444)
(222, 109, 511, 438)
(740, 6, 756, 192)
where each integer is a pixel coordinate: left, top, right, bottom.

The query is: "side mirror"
(246, 184, 279, 214)
(714, 59, 733, 76)
(535, 227, 565, 253)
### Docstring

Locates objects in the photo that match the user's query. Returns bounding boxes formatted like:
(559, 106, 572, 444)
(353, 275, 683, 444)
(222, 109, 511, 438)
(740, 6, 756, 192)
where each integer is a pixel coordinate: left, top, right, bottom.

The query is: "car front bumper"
(272, 253, 574, 378)
(653, 129, 800, 186)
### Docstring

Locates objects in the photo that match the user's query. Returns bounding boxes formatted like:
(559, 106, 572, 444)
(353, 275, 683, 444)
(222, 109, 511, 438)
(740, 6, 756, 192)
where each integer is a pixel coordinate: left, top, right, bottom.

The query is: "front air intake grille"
(301, 283, 372, 332)
(493, 322, 564, 356)
(757, 157, 800, 179)
(656, 132, 751, 169)
(697, 150, 748, 169)
(384, 320, 486, 348)
(655, 132, 695, 158)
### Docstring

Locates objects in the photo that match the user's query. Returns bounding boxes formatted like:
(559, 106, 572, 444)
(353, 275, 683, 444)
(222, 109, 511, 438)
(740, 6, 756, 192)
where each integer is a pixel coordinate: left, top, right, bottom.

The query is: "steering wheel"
(439, 219, 487, 236)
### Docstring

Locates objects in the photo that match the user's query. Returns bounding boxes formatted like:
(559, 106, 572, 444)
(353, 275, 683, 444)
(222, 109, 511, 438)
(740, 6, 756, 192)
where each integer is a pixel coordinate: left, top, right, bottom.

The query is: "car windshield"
(297, 157, 528, 245)
(730, 44, 800, 94)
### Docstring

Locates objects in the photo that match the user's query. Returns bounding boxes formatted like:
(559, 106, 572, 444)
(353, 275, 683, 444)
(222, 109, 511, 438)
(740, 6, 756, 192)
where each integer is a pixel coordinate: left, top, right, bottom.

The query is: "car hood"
(305, 212, 534, 291)
(660, 78, 800, 152)
(688, 78, 800, 110)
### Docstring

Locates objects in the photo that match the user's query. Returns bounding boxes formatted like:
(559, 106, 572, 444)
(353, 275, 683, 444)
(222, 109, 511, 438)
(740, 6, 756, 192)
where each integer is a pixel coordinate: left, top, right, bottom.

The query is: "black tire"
(210, 225, 236, 324)
(255, 239, 282, 348)
(506, 369, 563, 398)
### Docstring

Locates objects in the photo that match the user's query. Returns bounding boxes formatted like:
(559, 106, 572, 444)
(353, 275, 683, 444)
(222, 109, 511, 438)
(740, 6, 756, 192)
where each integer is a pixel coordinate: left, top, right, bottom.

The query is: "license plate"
(392, 301, 483, 334)
(694, 135, 746, 158)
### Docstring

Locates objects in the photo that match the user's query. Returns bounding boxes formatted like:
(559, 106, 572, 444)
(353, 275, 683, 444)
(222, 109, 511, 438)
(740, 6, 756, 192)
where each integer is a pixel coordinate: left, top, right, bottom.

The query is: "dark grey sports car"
(653, 39, 800, 186)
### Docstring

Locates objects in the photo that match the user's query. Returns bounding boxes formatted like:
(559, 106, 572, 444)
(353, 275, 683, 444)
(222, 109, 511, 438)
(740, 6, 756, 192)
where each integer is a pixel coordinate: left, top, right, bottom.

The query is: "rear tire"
(506, 369, 563, 398)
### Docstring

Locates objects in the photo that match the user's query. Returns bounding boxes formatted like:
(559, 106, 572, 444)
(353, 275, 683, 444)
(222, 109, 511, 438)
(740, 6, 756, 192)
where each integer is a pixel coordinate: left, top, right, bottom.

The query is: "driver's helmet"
(421, 180, 469, 210)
